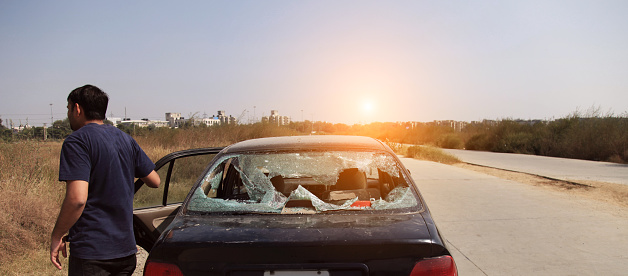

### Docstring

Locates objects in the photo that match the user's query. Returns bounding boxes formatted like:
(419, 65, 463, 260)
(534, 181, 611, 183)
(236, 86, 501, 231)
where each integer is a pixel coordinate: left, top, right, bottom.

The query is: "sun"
(362, 101, 374, 112)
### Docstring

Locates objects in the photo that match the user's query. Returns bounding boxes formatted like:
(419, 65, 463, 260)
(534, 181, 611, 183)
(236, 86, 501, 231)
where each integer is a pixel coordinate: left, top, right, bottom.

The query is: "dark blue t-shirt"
(59, 123, 155, 260)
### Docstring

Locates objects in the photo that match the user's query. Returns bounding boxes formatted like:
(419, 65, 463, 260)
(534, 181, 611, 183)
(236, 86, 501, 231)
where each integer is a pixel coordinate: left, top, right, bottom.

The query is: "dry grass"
(0, 141, 64, 274)
(5, 246, 68, 275)
(133, 123, 299, 156)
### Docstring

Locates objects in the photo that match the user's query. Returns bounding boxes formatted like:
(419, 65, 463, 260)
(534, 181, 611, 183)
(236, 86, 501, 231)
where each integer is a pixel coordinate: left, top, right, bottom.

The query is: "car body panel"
(158, 213, 432, 246)
(148, 214, 438, 275)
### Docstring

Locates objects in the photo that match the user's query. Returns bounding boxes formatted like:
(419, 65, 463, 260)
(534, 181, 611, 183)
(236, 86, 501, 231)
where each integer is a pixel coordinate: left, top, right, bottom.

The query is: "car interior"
(190, 152, 416, 214)
(205, 161, 405, 204)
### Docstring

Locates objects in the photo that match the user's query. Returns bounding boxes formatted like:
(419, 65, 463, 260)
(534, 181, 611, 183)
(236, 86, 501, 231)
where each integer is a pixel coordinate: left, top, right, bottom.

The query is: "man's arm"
(141, 170, 160, 188)
(50, 180, 88, 270)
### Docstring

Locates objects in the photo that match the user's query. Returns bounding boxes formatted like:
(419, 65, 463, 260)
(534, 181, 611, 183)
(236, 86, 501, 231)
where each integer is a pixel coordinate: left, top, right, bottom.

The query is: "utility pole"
(43, 123, 47, 141)
(50, 103, 53, 125)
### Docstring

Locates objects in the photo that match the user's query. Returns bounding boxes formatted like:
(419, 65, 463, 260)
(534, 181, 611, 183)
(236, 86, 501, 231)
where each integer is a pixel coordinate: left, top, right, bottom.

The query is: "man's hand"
(50, 235, 67, 270)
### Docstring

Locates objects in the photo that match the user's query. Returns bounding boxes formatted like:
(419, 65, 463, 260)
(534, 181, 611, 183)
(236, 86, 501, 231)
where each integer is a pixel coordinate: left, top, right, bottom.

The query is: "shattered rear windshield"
(186, 151, 420, 214)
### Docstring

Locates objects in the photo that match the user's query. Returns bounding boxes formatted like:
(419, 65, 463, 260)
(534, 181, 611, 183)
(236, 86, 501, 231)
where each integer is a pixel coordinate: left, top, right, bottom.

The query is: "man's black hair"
(68, 85, 109, 120)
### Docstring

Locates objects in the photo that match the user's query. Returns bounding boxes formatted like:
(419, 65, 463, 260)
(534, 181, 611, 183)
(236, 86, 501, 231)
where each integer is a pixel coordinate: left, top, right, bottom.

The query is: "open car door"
(133, 147, 222, 251)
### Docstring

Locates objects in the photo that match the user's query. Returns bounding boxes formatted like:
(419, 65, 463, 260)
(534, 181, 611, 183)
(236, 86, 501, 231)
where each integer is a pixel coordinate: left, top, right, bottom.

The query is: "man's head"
(67, 85, 108, 130)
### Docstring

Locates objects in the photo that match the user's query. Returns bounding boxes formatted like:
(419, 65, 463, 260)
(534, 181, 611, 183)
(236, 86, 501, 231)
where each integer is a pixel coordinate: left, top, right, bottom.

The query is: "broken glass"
(186, 151, 419, 214)
(371, 186, 417, 210)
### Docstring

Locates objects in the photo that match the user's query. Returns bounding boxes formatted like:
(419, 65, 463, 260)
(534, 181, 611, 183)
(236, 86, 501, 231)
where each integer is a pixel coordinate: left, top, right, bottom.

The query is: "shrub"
(494, 132, 538, 154)
(465, 133, 493, 151)
(436, 133, 464, 149)
(384, 139, 404, 154)
(406, 145, 461, 164)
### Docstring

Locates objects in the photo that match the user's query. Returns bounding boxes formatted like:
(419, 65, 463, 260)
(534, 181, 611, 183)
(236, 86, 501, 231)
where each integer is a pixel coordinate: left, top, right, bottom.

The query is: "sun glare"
(362, 101, 374, 112)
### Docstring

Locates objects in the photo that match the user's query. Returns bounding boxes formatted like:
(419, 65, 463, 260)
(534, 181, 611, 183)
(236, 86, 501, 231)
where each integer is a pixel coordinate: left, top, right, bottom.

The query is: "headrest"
(335, 168, 367, 190)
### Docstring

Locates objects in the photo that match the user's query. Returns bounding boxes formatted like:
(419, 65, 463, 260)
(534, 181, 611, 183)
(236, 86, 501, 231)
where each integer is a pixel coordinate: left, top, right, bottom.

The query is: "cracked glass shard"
(186, 151, 419, 214)
(188, 187, 287, 213)
(371, 187, 417, 210)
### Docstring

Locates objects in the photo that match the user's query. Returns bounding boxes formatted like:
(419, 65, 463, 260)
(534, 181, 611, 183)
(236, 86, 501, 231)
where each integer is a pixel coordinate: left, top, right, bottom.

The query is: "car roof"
(221, 135, 390, 153)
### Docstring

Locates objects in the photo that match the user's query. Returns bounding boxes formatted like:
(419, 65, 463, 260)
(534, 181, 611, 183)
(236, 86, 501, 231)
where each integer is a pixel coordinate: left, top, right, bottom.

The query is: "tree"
(0, 128, 11, 141)
(49, 119, 72, 139)
(117, 123, 134, 135)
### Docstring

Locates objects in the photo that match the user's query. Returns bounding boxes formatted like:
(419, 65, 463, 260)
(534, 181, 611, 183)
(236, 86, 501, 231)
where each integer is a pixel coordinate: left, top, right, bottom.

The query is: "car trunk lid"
(148, 213, 438, 275)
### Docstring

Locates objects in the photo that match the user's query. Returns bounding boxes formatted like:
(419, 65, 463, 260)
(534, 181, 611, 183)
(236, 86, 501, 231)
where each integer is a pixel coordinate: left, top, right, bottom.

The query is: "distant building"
(166, 111, 236, 128)
(166, 113, 184, 128)
(405, 120, 468, 132)
(470, 120, 499, 127)
(119, 118, 169, 128)
(187, 117, 219, 127)
(215, 110, 237, 125)
(433, 120, 467, 132)
(150, 120, 170, 128)
(262, 110, 291, 126)
(106, 117, 122, 126)
(12, 124, 31, 132)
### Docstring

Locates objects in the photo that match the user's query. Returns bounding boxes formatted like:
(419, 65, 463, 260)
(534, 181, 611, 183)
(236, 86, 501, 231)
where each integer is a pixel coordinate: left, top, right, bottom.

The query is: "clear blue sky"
(1, 0, 627, 127)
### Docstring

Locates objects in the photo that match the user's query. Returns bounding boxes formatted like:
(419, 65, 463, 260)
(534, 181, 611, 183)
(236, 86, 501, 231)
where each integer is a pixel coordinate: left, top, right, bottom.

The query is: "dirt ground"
(454, 163, 628, 209)
(133, 247, 148, 276)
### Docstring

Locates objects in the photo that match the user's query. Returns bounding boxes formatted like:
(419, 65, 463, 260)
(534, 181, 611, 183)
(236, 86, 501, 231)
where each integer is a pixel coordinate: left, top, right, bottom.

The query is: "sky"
(1, 0, 627, 127)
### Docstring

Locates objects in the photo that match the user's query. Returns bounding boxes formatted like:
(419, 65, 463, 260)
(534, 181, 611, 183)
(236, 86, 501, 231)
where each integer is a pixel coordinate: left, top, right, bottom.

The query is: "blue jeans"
(68, 254, 136, 276)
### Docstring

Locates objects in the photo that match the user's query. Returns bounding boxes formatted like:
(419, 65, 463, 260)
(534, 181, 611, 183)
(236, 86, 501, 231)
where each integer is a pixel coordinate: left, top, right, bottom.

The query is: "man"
(50, 85, 160, 275)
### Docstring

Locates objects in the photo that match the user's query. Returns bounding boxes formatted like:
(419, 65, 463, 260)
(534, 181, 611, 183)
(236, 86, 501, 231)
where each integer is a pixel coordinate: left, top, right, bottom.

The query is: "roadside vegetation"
(405, 145, 461, 165)
(2, 108, 626, 163)
(0, 141, 64, 274)
(460, 110, 628, 163)
(0, 109, 626, 273)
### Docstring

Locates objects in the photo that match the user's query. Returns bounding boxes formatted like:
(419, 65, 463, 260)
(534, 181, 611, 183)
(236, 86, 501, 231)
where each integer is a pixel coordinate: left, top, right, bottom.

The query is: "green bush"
(494, 132, 538, 154)
(437, 133, 464, 149)
(465, 133, 493, 151)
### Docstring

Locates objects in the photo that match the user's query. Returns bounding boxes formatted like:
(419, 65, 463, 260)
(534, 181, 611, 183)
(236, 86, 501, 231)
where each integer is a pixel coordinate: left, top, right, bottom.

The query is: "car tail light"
(144, 260, 184, 276)
(409, 256, 457, 276)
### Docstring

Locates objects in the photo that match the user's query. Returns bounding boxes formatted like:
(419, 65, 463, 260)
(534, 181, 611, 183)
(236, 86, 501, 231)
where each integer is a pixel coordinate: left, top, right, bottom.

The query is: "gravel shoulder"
(455, 163, 628, 210)
(133, 247, 148, 276)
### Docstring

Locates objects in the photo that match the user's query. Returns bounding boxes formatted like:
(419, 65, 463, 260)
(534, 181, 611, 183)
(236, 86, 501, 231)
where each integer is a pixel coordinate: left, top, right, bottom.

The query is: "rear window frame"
(181, 148, 425, 216)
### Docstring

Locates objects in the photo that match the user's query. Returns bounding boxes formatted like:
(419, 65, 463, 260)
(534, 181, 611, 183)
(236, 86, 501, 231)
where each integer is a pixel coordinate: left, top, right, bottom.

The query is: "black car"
(133, 135, 457, 276)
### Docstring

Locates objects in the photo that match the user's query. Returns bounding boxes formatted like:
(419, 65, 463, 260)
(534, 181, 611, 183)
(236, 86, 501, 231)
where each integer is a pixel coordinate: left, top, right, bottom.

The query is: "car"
(133, 135, 457, 276)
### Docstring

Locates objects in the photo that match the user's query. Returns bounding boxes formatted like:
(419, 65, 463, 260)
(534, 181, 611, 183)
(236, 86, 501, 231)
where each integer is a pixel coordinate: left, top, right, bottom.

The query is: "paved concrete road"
(441, 149, 628, 185)
(401, 157, 628, 275)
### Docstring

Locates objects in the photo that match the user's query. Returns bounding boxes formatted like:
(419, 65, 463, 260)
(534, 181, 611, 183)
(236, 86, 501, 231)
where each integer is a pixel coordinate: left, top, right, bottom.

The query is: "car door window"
(134, 153, 216, 208)
(133, 166, 169, 208)
(166, 153, 215, 204)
